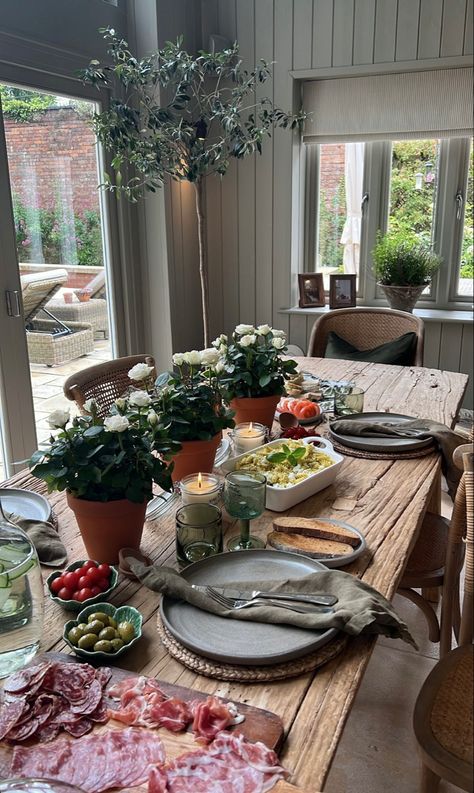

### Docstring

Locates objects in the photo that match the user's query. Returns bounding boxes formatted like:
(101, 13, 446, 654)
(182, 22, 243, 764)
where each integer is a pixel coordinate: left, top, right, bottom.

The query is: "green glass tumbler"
(224, 470, 266, 551)
(176, 503, 223, 564)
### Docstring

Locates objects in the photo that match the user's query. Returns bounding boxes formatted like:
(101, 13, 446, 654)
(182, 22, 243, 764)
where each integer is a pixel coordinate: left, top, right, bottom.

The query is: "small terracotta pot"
(171, 433, 222, 483)
(63, 292, 74, 304)
(230, 394, 280, 429)
(66, 492, 147, 564)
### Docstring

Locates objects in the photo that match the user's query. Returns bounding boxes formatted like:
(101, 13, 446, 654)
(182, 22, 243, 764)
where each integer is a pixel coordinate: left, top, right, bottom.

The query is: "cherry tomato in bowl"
(46, 559, 118, 612)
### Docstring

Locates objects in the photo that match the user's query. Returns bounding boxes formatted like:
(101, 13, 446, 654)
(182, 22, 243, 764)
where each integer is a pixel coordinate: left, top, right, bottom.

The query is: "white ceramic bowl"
(220, 436, 344, 512)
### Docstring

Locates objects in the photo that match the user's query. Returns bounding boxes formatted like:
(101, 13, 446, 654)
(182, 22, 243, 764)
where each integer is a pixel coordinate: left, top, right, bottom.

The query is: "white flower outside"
(172, 353, 185, 366)
(128, 362, 154, 381)
(129, 390, 152, 408)
(47, 409, 70, 429)
(272, 337, 286, 349)
(200, 348, 220, 365)
(183, 350, 202, 365)
(240, 334, 256, 347)
(256, 324, 271, 335)
(235, 324, 255, 335)
(104, 415, 130, 433)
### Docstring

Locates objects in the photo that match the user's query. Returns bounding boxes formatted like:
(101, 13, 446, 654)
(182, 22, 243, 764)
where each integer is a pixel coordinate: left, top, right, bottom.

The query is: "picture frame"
(329, 274, 357, 309)
(298, 273, 325, 308)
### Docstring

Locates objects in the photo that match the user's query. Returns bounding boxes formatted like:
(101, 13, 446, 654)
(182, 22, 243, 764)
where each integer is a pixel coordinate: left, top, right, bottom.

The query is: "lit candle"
(180, 472, 221, 505)
(233, 422, 266, 455)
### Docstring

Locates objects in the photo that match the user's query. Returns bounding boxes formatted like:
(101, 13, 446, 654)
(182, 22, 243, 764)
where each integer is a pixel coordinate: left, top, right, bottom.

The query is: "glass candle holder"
(334, 386, 365, 416)
(176, 503, 223, 564)
(232, 422, 267, 455)
(179, 472, 221, 505)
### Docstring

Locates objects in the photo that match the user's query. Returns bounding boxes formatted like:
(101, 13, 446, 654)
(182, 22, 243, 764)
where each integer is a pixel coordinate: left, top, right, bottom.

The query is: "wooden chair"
(398, 435, 473, 654)
(307, 307, 424, 365)
(413, 450, 473, 793)
(63, 354, 156, 418)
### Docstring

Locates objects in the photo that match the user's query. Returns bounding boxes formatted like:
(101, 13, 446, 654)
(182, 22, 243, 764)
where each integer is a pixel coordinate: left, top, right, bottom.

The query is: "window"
(305, 135, 473, 309)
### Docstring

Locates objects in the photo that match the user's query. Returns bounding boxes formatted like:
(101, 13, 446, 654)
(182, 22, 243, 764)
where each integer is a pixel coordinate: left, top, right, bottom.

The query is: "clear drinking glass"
(334, 386, 365, 416)
(224, 471, 266, 551)
(176, 503, 223, 564)
(0, 506, 44, 679)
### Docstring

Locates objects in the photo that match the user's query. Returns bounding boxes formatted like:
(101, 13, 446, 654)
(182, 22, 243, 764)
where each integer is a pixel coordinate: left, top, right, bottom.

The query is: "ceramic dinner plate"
(328, 412, 435, 452)
(0, 488, 52, 522)
(160, 550, 338, 665)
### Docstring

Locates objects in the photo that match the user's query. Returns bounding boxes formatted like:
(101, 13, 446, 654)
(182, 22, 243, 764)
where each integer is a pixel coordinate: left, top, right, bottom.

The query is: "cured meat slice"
(63, 717, 92, 738)
(45, 662, 97, 701)
(96, 667, 113, 688)
(107, 675, 147, 700)
(0, 699, 29, 741)
(149, 698, 191, 732)
(3, 661, 52, 695)
(70, 678, 103, 715)
(192, 697, 236, 744)
(147, 731, 288, 793)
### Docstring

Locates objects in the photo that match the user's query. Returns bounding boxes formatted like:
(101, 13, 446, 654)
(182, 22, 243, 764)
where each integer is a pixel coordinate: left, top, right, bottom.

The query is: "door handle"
(5, 290, 21, 317)
(361, 192, 369, 212)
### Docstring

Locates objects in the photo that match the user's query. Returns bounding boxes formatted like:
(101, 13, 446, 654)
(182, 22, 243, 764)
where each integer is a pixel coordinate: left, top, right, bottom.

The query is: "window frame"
(304, 136, 473, 311)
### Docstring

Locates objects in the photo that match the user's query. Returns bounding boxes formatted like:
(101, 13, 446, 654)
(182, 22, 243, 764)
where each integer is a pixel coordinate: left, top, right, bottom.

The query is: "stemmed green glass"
(224, 471, 267, 551)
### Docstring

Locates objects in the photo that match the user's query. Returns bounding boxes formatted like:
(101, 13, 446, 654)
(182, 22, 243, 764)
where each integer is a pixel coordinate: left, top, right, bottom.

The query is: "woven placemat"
(157, 615, 348, 682)
(327, 436, 437, 461)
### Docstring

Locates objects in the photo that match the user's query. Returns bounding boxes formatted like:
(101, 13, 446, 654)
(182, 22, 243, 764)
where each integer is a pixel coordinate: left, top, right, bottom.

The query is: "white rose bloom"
(200, 348, 220, 365)
(129, 390, 152, 408)
(215, 360, 226, 374)
(235, 324, 255, 335)
(256, 324, 271, 336)
(128, 362, 154, 381)
(104, 415, 130, 433)
(240, 334, 256, 347)
(83, 399, 96, 414)
(271, 328, 286, 338)
(172, 352, 185, 366)
(47, 409, 70, 429)
(183, 350, 202, 366)
(147, 409, 158, 425)
(115, 398, 126, 411)
(212, 334, 228, 349)
(272, 337, 286, 350)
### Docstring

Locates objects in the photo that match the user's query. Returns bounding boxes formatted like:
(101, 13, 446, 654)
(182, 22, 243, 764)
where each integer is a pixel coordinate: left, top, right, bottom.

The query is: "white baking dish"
(220, 436, 344, 512)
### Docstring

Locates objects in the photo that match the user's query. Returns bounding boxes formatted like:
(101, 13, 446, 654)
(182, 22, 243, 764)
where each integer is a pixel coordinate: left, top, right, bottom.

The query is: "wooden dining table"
(1, 357, 468, 792)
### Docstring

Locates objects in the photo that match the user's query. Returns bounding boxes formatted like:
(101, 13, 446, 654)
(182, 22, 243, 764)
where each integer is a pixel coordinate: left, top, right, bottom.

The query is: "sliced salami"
(0, 699, 29, 741)
(3, 661, 52, 695)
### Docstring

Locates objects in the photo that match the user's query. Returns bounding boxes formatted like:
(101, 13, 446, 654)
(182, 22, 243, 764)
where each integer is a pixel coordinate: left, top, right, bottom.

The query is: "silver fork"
(205, 585, 337, 607)
(206, 586, 334, 614)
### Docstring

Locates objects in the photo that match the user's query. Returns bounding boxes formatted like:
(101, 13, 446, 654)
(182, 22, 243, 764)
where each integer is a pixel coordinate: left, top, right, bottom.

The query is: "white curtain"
(340, 143, 364, 275)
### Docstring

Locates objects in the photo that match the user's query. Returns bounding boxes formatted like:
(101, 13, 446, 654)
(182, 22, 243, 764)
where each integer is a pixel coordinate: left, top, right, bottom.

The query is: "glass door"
(0, 83, 115, 478)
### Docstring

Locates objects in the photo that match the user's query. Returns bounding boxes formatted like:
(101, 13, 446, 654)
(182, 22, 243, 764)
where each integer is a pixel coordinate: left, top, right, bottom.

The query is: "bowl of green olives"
(63, 602, 142, 660)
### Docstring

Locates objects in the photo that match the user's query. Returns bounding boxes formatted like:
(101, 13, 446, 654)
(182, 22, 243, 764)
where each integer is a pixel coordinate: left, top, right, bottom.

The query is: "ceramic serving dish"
(221, 436, 344, 512)
(63, 601, 142, 661)
(47, 560, 118, 612)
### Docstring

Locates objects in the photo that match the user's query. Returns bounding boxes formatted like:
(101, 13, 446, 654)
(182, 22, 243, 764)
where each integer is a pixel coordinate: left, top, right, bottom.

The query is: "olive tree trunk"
(193, 179, 210, 347)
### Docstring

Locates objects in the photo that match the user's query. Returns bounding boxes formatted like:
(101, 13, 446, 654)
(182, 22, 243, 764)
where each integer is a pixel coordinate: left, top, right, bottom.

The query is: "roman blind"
(302, 67, 473, 143)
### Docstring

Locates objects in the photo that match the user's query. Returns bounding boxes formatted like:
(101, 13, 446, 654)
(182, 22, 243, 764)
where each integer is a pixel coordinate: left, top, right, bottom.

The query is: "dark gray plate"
(329, 412, 435, 452)
(160, 550, 338, 665)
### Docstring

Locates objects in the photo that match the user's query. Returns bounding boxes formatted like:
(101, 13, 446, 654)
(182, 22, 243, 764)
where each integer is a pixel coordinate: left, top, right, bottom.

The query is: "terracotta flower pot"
(378, 283, 426, 313)
(171, 433, 222, 483)
(66, 492, 147, 564)
(230, 394, 280, 429)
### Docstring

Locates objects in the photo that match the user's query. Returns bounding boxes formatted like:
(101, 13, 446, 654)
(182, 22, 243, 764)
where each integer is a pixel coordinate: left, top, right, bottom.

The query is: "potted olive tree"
(82, 29, 305, 346)
(372, 232, 441, 313)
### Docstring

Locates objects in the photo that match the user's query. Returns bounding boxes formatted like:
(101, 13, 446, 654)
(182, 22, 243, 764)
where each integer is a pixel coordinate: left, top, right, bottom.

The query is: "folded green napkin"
(7, 513, 68, 567)
(330, 417, 464, 499)
(128, 559, 416, 647)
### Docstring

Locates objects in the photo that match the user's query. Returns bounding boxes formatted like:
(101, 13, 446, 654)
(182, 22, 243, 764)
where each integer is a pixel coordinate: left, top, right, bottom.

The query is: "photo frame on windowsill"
(298, 273, 325, 308)
(329, 274, 357, 309)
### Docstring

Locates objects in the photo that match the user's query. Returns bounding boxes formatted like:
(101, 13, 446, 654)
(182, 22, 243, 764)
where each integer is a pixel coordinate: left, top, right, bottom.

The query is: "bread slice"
(267, 531, 353, 559)
(272, 516, 360, 548)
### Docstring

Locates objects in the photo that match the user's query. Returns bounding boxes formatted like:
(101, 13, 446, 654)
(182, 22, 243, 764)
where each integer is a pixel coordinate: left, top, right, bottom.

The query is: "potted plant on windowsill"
(219, 325, 298, 428)
(29, 398, 179, 563)
(372, 232, 442, 313)
(152, 349, 235, 482)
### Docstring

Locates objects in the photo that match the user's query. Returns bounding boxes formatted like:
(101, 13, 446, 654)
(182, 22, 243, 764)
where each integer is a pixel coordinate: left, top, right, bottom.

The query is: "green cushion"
(324, 330, 417, 365)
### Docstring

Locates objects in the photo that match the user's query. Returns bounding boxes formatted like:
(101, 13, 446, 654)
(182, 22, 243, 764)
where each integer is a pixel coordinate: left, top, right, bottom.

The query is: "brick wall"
(4, 107, 100, 215)
(320, 143, 345, 198)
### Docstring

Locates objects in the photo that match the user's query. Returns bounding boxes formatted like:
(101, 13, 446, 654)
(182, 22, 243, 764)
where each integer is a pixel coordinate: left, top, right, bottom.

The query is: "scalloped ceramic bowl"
(46, 560, 118, 612)
(63, 602, 143, 661)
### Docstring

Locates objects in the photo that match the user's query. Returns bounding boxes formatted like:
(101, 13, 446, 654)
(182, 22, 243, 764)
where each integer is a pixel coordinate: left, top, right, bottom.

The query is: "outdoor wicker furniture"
(46, 270, 108, 339)
(307, 307, 425, 365)
(63, 354, 156, 417)
(20, 269, 94, 366)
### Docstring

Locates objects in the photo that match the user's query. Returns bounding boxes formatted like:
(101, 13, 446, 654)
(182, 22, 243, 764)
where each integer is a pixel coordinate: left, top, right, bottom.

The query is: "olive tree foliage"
(81, 28, 306, 345)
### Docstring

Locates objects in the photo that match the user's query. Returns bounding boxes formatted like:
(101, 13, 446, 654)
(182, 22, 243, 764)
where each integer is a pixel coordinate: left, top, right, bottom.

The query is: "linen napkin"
(330, 417, 464, 499)
(128, 559, 416, 647)
(7, 513, 68, 567)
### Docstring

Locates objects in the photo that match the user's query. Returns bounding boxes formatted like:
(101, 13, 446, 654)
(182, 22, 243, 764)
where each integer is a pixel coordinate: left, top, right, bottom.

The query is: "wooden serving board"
(1, 653, 311, 792)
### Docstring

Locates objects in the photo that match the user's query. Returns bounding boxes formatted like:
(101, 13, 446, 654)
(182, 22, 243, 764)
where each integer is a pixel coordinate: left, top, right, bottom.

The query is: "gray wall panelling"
(373, 0, 397, 63)
(395, 0, 421, 62)
(353, 0, 376, 65)
(312, 0, 334, 68)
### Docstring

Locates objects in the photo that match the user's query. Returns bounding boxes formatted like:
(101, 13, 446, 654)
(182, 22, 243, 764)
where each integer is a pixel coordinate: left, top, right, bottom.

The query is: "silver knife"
(192, 585, 337, 607)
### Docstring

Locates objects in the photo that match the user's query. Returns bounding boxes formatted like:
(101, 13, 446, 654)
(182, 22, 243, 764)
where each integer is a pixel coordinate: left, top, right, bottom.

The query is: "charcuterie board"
(1, 653, 311, 792)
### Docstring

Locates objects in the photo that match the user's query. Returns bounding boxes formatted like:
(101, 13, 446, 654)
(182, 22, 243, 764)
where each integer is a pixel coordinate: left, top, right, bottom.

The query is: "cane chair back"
(307, 307, 424, 365)
(63, 355, 156, 418)
(413, 450, 473, 793)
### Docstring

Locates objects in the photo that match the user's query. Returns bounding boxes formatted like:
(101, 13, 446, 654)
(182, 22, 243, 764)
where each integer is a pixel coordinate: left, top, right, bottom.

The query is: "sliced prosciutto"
(191, 696, 237, 744)
(11, 726, 165, 793)
(148, 731, 289, 793)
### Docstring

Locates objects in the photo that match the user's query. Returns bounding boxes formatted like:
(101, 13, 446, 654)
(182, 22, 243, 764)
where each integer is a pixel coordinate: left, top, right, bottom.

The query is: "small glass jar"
(178, 473, 221, 505)
(176, 503, 223, 564)
(231, 422, 267, 455)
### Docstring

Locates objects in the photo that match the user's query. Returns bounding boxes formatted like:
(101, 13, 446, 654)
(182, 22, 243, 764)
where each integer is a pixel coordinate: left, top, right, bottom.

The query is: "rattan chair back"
(20, 269, 68, 324)
(63, 354, 156, 418)
(307, 307, 424, 365)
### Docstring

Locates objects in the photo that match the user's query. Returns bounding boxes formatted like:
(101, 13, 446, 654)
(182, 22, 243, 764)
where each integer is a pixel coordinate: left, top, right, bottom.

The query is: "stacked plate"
(328, 412, 434, 453)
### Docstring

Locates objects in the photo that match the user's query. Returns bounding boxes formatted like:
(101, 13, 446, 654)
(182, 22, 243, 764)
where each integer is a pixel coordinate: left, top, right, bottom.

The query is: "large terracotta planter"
(171, 432, 222, 483)
(378, 283, 426, 313)
(230, 394, 280, 429)
(66, 492, 147, 564)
